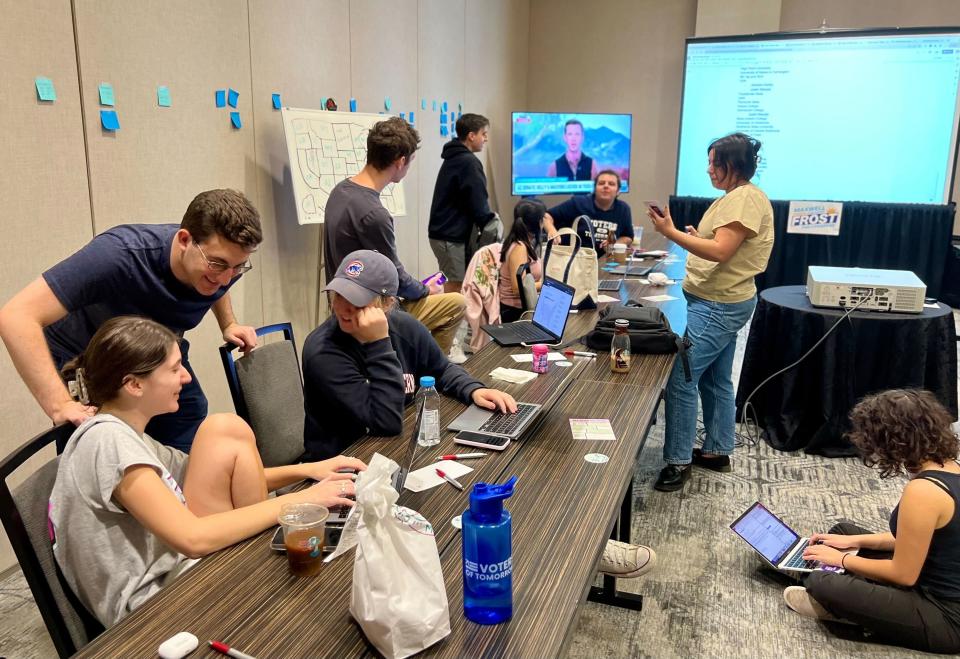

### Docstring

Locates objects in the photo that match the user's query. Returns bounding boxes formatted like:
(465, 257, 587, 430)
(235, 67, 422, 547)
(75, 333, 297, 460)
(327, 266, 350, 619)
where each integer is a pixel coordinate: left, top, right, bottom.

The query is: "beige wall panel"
(349, 0, 423, 277)
(528, 0, 698, 213)
(417, 0, 466, 276)
(781, 0, 960, 232)
(248, 0, 351, 344)
(696, 0, 781, 37)
(73, 0, 262, 415)
(0, 0, 92, 572)
(464, 0, 530, 231)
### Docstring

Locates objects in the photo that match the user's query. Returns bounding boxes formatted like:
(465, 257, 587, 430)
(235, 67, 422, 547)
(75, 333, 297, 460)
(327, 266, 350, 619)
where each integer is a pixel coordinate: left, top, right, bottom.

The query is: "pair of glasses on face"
(193, 240, 253, 275)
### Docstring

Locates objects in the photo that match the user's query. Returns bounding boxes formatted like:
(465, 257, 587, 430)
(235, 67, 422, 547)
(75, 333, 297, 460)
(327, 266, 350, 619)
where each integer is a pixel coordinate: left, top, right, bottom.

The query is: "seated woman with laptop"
(49, 316, 364, 627)
(302, 250, 518, 461)
(499, 199, 546, 323)
(784, 389, 960, 654)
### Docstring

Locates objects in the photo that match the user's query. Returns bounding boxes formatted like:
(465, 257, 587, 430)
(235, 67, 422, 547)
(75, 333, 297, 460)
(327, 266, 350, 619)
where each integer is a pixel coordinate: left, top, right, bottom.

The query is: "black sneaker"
(654, 464, 691, 492)
(692, 448, 732, 473)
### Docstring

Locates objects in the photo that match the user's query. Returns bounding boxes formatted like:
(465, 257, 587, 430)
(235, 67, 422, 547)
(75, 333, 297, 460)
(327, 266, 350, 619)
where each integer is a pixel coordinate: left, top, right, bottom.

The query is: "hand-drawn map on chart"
(280, 107, 407, 224)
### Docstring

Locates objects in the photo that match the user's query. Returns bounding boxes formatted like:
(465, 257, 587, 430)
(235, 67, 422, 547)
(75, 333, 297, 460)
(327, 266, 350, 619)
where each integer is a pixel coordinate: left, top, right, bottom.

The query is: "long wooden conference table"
(77, 243, 688, 659)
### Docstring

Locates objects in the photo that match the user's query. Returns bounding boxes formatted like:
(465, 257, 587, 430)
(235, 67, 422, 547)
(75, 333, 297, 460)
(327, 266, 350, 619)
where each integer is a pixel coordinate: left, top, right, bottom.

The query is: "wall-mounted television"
(675, 28, 960, 204)
(511, 112, 632, 196)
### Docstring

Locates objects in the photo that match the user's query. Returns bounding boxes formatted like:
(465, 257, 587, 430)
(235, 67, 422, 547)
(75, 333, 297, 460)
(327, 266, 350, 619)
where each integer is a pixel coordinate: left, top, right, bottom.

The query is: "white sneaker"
(448, 343, 468, 364)
(599, 540, 657, 579)
(783, 586, 841, 621)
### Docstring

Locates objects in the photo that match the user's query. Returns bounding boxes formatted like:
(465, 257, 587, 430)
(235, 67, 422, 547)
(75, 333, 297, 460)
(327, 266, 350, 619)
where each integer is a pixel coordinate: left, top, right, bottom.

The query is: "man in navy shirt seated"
(302, 249, 516, 461)
(543, 170, 634, 257)
(0, 189, 261, 452)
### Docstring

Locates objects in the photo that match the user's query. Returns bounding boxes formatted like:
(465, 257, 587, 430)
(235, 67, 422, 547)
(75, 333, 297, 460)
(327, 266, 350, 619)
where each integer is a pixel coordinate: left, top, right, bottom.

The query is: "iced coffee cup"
(278, 503, 329, 577)
(612, 242, 627, 264)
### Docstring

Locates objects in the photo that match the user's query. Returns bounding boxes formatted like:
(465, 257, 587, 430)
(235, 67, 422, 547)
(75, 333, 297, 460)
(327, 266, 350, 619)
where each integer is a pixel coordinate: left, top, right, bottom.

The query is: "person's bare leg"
(182, 413, 268, 517)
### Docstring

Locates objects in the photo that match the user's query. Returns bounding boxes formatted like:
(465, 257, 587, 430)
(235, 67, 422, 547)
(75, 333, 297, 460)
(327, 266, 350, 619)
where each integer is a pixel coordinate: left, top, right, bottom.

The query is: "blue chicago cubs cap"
(324, 249, 399, 307)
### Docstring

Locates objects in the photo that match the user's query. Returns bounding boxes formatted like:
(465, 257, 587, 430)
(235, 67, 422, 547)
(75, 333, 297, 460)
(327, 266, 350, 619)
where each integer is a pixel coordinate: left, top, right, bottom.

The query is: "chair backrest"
(516, 262, 540, 311)
(0, 424, 104, 657)
(219, 323, 305, 467)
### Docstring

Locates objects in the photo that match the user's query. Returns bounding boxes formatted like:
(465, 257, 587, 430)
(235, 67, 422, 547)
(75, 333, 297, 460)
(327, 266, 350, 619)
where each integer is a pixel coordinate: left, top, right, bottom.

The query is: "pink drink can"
(531, 344, 549, 373)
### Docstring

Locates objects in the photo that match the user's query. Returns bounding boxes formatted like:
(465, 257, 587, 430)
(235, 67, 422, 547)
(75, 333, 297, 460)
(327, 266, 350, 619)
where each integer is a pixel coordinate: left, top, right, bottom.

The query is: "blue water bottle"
(462, 476, 518, 624)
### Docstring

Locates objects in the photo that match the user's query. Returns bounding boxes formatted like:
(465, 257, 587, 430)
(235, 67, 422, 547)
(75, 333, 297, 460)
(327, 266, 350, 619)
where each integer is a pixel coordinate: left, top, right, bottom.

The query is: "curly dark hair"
(181, 189, 262, 248)
(366, 117, 420, 170)
(846, 389, 959, 478)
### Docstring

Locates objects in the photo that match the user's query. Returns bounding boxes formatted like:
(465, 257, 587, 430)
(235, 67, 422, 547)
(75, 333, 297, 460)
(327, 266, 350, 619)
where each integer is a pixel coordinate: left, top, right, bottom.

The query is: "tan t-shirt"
(682, 184, 774, 303)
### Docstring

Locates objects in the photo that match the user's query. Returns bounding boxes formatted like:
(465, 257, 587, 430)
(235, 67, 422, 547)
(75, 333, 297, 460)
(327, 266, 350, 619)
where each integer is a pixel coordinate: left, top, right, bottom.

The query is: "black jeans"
(805, 522, 960, 654)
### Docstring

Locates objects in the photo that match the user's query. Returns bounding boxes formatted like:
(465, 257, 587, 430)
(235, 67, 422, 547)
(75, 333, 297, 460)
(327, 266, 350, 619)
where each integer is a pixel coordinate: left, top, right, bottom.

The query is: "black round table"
(735, 285, 958, 457)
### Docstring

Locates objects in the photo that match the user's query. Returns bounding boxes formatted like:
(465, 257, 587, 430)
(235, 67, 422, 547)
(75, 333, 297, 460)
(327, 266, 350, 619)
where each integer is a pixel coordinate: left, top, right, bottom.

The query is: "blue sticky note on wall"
(215, 90, 226, 107)
(98, 83, 115, 107)
(272, 93, 281, 109)
(157, 86, 171, 107)
(384, 97, 392, 111)
(230, 111, 242, 128)
(100, 110, 120, 131)
(421, 99, 426, 110)
(440, 124, 448, 137)
(432, 100, 437, 111)
(409, 111, 415, 125)
(442, 101, 448, 112)
(35, 77, 56, 101)
(440, 112, 448, 124)
(349, 98, 357, 112)
(458, 102, 462, 112)
(399, 112, 405, 120)
(228, 88, 239, 108)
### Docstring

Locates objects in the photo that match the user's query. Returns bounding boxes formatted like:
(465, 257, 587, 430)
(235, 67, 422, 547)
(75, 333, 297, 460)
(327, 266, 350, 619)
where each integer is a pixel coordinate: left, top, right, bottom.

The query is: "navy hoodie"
(302, 309, 484, 460)
(428, 139, 496, 242)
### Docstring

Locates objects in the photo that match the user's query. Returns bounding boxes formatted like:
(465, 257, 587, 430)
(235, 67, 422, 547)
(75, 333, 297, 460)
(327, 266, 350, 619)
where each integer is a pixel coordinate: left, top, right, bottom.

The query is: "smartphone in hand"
(644, 200, 666, 218)
(422, 271, 447, 286)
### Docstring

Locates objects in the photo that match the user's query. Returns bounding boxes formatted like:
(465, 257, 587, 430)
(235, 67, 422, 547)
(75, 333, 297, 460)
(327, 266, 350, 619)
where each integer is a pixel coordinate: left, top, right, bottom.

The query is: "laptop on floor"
(481, 276, 575, 347)
(730, 502, 855, 574)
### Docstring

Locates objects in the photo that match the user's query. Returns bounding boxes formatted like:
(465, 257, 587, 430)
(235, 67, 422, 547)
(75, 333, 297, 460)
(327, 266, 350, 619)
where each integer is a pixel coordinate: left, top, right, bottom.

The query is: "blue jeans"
(663, 292, 756, 465)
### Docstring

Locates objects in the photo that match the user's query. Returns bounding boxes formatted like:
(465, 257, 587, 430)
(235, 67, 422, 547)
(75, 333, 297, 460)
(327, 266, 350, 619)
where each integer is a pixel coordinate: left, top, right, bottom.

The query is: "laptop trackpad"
(448, 405, 493, 432)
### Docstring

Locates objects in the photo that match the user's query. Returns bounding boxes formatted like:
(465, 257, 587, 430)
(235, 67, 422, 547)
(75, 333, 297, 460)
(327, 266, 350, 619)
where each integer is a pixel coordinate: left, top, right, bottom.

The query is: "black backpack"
(584, 300, 691, 379)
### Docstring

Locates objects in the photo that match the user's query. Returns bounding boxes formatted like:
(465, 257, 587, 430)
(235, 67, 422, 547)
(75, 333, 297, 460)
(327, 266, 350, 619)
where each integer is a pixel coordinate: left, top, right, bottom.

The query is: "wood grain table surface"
(77, 240, 687, 659)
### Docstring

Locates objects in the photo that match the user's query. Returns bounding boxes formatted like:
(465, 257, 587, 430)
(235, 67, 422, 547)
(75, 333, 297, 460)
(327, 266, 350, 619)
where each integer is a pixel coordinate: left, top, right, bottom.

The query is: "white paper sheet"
(403, 460, 474, 492)
(641, 294, 679, 302)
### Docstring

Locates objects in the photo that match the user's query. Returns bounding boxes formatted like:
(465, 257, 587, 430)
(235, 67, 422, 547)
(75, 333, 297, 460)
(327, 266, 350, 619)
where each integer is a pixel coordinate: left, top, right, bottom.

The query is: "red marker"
(436, 453, 486, 460)
(209, 640, 258, 659)
(435, 468, 464, 490)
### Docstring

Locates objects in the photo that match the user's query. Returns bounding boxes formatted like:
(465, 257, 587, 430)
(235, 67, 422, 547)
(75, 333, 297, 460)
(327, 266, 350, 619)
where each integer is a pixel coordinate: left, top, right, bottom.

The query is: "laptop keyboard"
(510, 322, 550, 341)
(478, 403, 538, 436)
(783, 551, 817, 570)
(598, 279, 622, 291)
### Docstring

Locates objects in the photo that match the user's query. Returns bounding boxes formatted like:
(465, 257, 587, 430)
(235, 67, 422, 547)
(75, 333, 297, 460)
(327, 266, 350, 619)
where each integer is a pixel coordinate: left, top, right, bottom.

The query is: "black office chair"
(219, 322, 305, 467)
(0, 424, 104, 657)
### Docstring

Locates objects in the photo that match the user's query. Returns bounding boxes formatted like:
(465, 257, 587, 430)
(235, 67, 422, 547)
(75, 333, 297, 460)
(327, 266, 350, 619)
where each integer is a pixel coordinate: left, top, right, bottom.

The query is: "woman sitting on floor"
(49, 316, 365, 627)
(785, 388, 960, 654)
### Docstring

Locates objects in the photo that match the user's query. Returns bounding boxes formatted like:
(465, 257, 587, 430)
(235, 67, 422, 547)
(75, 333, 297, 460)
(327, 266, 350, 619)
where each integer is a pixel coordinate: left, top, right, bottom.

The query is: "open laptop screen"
(532, 278, 574, 337)
(391, 399, 423, 493)
(730, 502, 800, 564)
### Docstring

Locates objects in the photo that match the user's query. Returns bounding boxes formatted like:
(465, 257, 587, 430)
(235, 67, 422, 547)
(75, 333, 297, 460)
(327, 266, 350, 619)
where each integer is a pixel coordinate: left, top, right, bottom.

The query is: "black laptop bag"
(584, 300, 691, 378)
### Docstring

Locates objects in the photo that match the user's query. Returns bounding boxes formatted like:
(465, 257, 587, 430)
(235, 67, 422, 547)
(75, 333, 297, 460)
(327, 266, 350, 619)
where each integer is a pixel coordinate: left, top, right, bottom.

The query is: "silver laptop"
(730, 502, 854, 574)
(391, 399, 424, 493)
(448, 401, 542, 439)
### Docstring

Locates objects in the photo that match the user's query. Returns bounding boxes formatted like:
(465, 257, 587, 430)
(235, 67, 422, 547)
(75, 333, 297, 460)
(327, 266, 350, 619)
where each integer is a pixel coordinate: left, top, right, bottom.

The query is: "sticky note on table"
(230, 111, 242, 128)
(99, 110, 120, 131)
(227, 88, 239, 108)
(349, 98, 357, 112)
(384, 97, 392, 111)
(35, 77, 56, 101)
(271, 93, 281, 109)
(157, 86, 171, 107)
(98, 83, 115, 106)
(215, 90, 226, 107)
(570, 419, 617, 441)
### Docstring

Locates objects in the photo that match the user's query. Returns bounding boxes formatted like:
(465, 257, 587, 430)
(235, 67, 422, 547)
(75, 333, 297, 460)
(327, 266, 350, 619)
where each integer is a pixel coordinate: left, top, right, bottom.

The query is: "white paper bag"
(326, 453, 450, 658)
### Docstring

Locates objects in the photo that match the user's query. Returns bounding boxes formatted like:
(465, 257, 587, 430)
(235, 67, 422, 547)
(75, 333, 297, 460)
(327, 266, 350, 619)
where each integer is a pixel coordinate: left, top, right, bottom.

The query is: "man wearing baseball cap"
(302, 250, 517, 460)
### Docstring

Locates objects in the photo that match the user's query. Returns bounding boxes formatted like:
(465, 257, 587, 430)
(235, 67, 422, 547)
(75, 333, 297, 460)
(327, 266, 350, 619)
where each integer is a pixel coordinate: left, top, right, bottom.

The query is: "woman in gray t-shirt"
(48, 316, 365, 627)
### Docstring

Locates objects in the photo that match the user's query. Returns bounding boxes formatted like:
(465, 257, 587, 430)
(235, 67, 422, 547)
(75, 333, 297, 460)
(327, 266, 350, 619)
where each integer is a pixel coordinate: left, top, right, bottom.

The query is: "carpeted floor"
(0, 313, 957, 659)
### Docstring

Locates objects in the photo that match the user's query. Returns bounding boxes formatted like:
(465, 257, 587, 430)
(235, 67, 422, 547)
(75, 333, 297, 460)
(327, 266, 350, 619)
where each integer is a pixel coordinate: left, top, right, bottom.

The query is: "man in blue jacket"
(428, 113, 497, 294)
(303, 250, 516, 460)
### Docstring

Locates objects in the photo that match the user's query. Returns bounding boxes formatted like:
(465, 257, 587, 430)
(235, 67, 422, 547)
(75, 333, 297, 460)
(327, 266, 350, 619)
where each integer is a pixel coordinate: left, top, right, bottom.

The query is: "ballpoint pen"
(436, 453, 486, 460)
(435, 468, 464, 490)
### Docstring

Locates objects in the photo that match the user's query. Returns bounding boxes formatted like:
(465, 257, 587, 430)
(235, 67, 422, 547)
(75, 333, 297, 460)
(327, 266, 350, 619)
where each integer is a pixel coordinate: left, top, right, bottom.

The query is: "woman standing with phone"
(647, 132, 774, 492)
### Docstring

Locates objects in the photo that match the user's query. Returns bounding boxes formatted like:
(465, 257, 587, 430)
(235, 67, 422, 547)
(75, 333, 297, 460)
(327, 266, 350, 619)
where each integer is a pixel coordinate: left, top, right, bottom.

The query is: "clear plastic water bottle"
(417, 375, 441, 447)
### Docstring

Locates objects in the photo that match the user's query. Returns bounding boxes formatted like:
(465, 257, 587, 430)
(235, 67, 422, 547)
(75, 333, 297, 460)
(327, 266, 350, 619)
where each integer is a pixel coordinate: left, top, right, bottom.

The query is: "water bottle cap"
(419, 375, 436, 387)
(469, 476, 517, 518)
(531, 344, 549, 355)
(614, 319, 630, 328)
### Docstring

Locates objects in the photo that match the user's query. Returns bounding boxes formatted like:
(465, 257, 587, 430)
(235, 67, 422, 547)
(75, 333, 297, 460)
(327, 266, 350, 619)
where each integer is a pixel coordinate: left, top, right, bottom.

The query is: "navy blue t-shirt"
(547, 195, 633, 256)
(42, 223, 235, 366)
